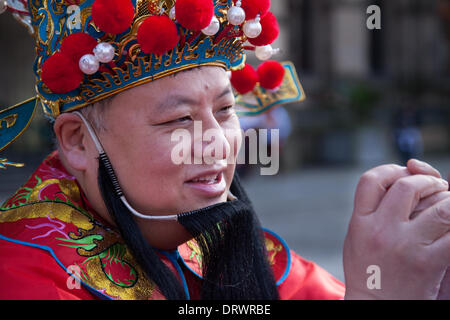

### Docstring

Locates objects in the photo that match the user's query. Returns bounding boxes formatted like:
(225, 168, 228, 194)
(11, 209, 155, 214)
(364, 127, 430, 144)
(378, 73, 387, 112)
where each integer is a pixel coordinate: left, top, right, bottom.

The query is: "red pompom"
(257, 60, 285, 90)
(230, 64, 259, 94)
(91, 0, 135, 34)
(241, 0, 271, 20)
(248, 12, 279, 46)
(175, 0, 214, 31)
(137, 15, 179, 56)
(41, 53, 83, 94)
(60, 33, 98, 64)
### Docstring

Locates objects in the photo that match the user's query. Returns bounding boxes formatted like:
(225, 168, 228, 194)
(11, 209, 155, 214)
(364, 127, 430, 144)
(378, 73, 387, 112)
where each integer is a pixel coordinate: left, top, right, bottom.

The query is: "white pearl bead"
(227, 6, 245, 26)
(0, 1, 8, 14)
(79, 54, 99, 75)
(202, 16, 220, 36)
(255, 45, 273, 60)
(243, 19, 262, 38)
(169, 6, 176, 20)
(93, 42, 115, 63)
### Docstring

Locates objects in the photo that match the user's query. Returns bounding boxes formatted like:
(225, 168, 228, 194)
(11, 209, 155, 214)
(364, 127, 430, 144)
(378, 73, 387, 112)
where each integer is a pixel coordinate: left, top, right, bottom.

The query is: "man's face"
(95, 66, 241, 247)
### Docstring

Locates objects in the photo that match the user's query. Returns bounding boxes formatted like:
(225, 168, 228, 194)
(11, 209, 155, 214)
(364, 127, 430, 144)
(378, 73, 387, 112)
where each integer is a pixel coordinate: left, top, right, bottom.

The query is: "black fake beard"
(97, 154, 279, 300)
(178, 173, 279, 300)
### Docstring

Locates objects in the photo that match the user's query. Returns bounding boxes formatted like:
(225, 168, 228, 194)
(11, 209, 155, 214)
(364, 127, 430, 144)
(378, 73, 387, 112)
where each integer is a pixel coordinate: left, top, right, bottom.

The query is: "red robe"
(0, 152, 345, 300)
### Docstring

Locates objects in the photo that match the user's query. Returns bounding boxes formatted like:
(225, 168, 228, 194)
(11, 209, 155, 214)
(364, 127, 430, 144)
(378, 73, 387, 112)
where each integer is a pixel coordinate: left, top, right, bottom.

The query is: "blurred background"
(1, 0, 450, 282)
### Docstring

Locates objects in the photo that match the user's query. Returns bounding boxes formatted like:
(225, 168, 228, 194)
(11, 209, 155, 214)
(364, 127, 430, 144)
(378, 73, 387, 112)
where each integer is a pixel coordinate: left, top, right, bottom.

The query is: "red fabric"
(257, 60, 285, 90)
(0, 238, 345, 300)
(175, 0, 215, 31)
(41, 53, 83, 94)
(248, 11, 279, 46)
(0, 152, 345, 300)
(278, 251, 345, 300)
(0, 239, 96, 300)
(60, 33, 98, 64)
(241, 0, 271, 20)
(137, 16, 180, 56)
(230, 64, 259, 94)
(91, 0, 135, 35)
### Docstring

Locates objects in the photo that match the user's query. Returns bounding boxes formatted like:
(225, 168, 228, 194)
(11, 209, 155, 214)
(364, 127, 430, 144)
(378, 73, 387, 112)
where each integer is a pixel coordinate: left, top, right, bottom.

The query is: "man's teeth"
(191, 174, 219, 183)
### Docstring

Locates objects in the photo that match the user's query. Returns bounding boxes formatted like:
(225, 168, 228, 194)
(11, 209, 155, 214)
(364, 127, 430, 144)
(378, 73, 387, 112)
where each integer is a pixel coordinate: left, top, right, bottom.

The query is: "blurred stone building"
(1, 0, 450, 169)
(0, 9, 49, 158)
(278, 0, 450, 169)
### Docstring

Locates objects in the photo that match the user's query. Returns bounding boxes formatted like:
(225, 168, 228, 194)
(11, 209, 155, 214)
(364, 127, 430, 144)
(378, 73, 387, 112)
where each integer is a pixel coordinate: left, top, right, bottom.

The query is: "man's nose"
(192, 119, 231, 164)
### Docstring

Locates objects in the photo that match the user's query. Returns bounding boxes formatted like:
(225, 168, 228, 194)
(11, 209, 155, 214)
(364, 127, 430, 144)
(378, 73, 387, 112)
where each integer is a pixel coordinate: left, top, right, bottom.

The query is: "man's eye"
(155, 116, 192, 126)
(220, 105, 234, 112)
(175, 116, 192, 123)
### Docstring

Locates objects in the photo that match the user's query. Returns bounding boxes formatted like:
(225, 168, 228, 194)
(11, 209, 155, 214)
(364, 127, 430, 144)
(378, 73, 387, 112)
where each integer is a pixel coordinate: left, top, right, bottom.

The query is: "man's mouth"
(188, 173, 221, 184)
(185, 171, 227, 197)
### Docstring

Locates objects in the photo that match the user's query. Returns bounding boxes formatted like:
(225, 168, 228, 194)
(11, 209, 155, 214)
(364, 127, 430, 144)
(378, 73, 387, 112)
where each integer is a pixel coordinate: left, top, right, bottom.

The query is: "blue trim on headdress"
(0, 97, 37, 152)
(236, 62, 306, 117)
(28, 0, 245, 118)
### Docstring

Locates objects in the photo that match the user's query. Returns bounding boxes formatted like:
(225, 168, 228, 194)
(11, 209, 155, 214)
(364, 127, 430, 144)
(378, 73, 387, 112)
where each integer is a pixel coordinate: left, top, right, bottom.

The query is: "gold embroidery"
(28, 178, 82, 204)
(161, 0, 176, 10)
(137, 0, 155, 16)
(0, 159, 24, 169)
(0, 97, 38, 153)
(0, 114, 18, 130)
(235, 62, 305, 115)
(0, 202, 93, 231)
(65, 223, 156, 300)
(265, 238, 282, 266)
(66, 60, 227, 114)
(31, 0, 243, 119)
(187, 239, 203, 268)
(79, 248, 156, 300)
(0, 200, 157, 299)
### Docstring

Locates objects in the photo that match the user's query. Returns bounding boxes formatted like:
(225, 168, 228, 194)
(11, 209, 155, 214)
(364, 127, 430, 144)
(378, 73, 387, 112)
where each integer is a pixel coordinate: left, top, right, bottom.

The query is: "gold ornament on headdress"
(0, 158, 25, 169)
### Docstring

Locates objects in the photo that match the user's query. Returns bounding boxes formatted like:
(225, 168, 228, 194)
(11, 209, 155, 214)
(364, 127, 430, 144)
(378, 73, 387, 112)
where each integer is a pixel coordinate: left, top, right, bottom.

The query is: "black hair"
(178, 173, 279, 299)
(98, 153, 186, 299)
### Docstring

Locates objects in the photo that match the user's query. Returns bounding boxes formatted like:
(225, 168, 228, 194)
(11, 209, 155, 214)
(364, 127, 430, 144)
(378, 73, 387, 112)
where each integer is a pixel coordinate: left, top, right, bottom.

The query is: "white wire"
(74, 111, 179, 221)
(120, 196, 178, 221)
(74, 111, 104, 154)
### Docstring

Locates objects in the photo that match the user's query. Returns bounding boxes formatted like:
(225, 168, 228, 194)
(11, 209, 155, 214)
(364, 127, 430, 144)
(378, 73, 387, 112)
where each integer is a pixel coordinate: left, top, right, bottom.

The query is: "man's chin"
(185, 192, 229, 211)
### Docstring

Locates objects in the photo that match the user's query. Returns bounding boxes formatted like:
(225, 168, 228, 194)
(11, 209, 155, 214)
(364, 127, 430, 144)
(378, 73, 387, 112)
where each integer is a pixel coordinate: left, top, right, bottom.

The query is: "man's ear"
(53, 113, 90, 171)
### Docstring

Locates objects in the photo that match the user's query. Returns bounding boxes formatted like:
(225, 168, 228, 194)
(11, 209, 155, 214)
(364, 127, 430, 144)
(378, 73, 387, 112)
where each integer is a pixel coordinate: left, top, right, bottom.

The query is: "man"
(1, 0, 450, 300)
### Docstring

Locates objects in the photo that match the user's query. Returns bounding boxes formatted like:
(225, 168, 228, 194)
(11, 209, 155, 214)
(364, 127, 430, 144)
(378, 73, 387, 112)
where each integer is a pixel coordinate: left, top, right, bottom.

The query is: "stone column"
(330, 0, 370, 77)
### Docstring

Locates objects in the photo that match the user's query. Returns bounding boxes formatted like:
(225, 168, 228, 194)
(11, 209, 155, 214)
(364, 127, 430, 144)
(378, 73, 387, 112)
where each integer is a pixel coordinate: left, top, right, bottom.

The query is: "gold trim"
(62, 61, 228, 114)
(0, 96, 39, 153)
(230, 54, 246, 71)
(235, 61, 306, 116)
(0, 159, 25, 169)
(0, 96, 38, 114)
(32, 0, 245, 119)
(0, 114, 18, 129)
(284, 61, 307, 104)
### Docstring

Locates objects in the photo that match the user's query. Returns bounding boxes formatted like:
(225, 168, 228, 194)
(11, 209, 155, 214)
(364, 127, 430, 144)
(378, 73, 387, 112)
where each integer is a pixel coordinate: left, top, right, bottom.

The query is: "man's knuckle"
(426, 176, 442, 187)
(394, 178, 414, 193)
(432, 204, 450, 226)
(387, 164, 404, 172)
(360, 171, 378, 186)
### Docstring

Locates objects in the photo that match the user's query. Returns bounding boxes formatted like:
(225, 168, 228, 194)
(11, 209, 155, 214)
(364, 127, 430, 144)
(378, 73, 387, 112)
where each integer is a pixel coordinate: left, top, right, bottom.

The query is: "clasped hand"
(344, 159, 450, 300)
